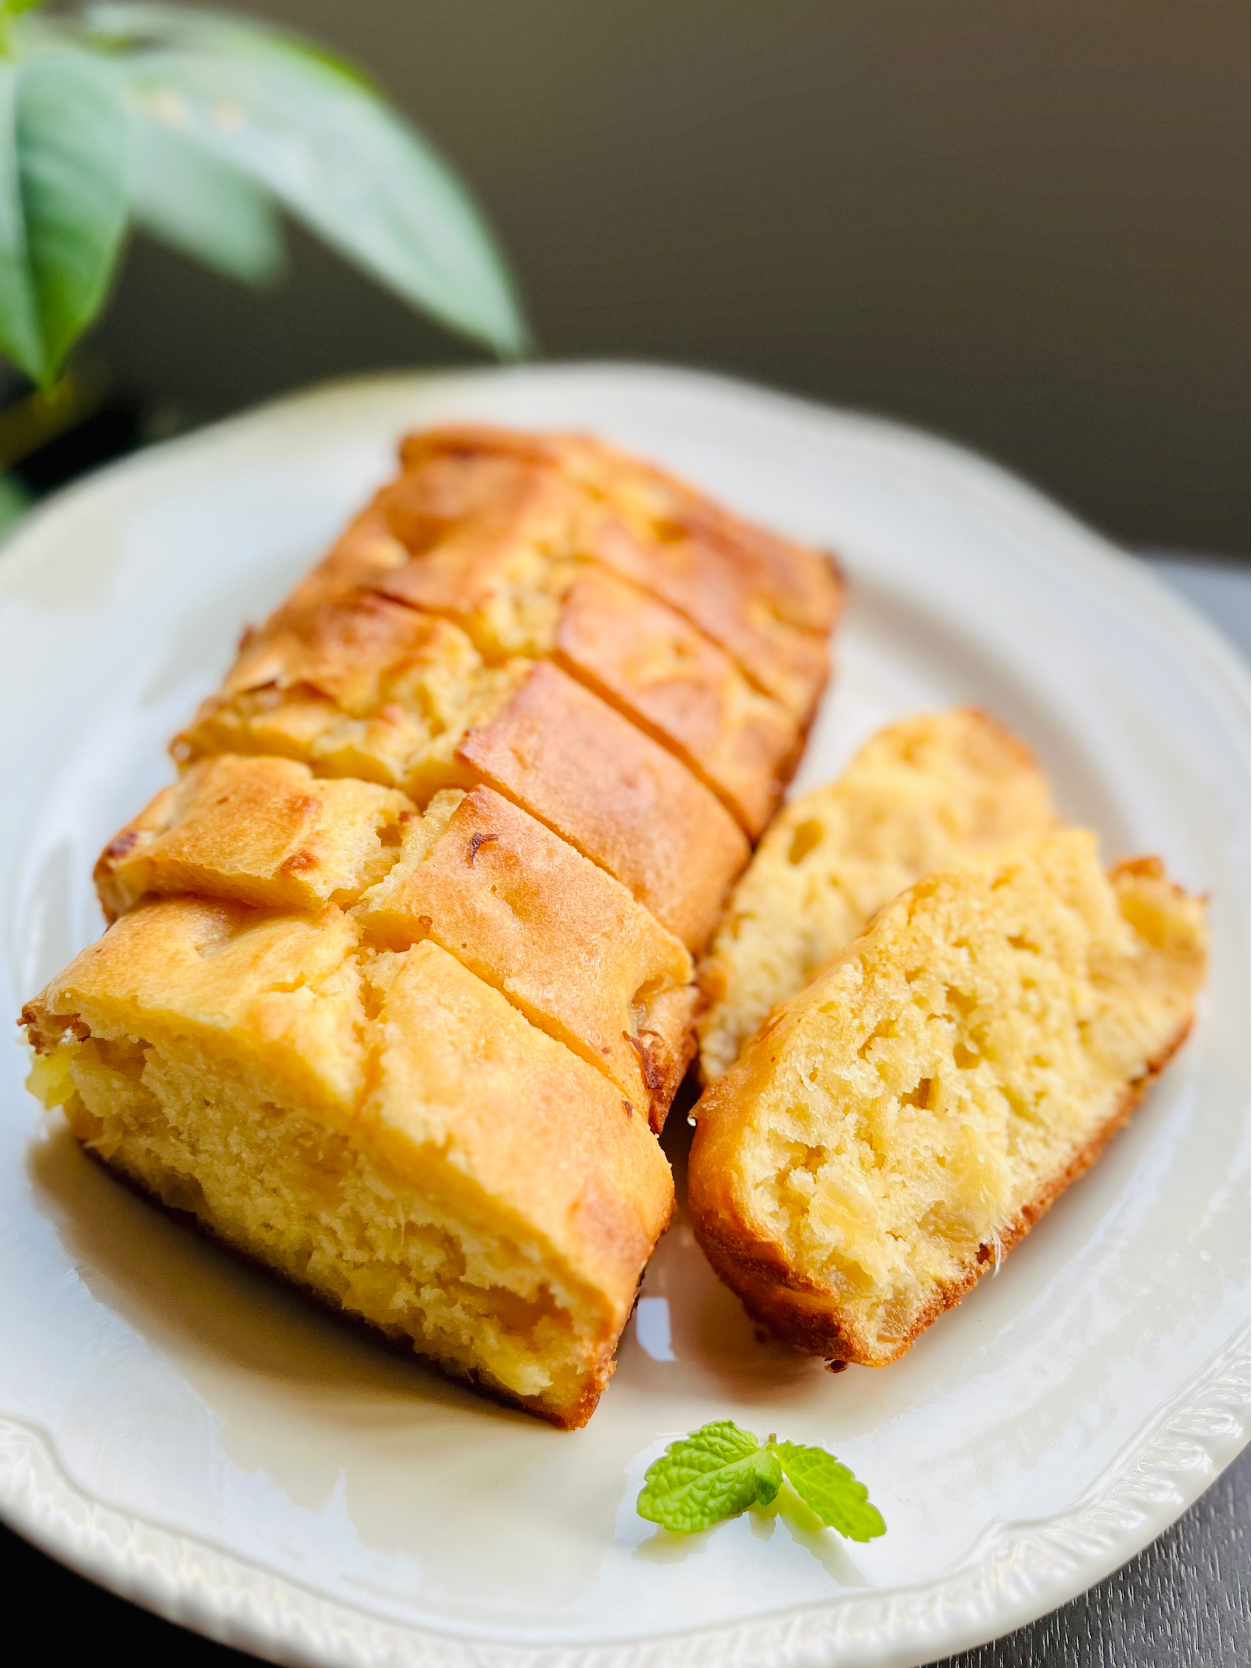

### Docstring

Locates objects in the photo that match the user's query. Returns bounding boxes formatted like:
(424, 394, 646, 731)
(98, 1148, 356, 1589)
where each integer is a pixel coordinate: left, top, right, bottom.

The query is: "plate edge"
(0, 1325, 1247, 1668)
(0, 361, 1246, 1667)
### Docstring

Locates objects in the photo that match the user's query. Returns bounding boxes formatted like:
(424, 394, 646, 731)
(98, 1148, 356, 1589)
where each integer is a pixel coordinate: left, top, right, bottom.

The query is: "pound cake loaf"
(688, 830, 1207, 1367)
(697, 708, 1057, 1080)
(23, 427, 841, 1427)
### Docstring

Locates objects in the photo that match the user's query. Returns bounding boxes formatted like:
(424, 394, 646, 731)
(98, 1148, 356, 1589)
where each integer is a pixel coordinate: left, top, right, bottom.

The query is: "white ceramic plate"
(0, 365, 1246, 1668)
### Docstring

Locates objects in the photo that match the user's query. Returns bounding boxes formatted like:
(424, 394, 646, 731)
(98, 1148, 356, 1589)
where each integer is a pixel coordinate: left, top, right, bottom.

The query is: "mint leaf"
(774, 1441, 886, 1542)
(637, 1420, 781, 1534)
(636, 1422, 887, 1543)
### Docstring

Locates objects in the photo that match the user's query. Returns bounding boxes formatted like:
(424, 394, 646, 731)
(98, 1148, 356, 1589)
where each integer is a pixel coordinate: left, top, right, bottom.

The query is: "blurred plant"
(0, 0, 529, 391)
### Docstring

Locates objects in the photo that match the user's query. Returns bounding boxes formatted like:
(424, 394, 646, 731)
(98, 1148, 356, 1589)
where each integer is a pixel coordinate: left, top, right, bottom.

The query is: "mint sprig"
(637, 1419, 885, 1541)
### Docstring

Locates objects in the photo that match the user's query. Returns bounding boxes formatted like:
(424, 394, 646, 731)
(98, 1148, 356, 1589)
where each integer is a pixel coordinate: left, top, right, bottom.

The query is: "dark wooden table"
(5, 556, 1246, 1663)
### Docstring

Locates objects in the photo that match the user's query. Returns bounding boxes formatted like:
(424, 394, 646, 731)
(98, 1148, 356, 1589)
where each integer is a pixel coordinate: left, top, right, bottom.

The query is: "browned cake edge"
(688, 1016, 1194, 1369)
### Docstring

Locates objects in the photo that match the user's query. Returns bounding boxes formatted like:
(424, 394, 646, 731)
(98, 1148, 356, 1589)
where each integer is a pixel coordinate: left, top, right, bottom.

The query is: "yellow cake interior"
(34, 1035, 596, 1409)
(697, 707, 1058, 1080)
(26, 906, 673, 1427)
(689, 832, 1208, 1364)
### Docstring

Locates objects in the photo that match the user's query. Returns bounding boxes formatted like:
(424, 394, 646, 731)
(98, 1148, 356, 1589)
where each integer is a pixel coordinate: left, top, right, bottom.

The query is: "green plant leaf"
(0, 51, 128, 387)
(19, 53, 129, 382)
(0, 468, 29, 534)
(82, 3, 383, 93)
(0, 67, 42, 382)
(774, 1441, 886, 1542)
(127, 109, 282, 284)
(84, 5, 529, 355)
(637, 1420, 782, 1534)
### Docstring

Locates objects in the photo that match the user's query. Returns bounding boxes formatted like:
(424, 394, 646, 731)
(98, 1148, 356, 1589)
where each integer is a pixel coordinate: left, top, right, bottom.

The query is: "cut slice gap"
(354, 785, 696, 1124)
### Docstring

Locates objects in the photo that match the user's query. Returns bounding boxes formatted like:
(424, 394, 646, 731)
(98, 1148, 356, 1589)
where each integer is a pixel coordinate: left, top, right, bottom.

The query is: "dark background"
(84, 0, 1247, 555)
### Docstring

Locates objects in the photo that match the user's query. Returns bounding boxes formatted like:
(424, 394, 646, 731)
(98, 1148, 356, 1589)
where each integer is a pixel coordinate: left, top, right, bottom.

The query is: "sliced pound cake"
(697, 708, 1057, 1080)
(24, 426, 839, 1427)
(687, 831, 1207, 1366)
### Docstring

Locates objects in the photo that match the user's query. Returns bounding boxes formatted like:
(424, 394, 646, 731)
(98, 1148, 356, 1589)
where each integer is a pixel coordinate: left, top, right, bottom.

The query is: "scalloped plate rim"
(0, 361, 1246, 1668)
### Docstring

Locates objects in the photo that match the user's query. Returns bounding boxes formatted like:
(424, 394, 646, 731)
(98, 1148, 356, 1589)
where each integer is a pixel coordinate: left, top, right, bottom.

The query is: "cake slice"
(356, 784, 697, 1126)
(93, 756, 698, 1130)
(697, 709, 1057, 1080)
(179, 586, 526, 797)
(687, 831, 1207, 1366)
(456, 660, 748, 950)
(551, 567, 800, 837)
(23, 903, 673, 1427)
(94, 752, 414, 920)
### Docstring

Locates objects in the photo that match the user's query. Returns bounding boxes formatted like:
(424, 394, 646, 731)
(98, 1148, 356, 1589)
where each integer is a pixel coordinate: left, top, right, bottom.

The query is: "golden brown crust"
(383, 425, 841, 723)
(179, 598, 528, 802)
(175, 581, 502, 796)
(553, 567, 802, 837)
(456, 660, 750, 952)
(391, 422, 841, 619)
(357, 784, 697, 1125)
(586, 514, 832, 722)
(27, 422, 838, 1426)
(403, 424, 843, 636)
(384, 428, 577, 550)
(94, 755, 412, 922)
(222, 589, 455, 712)
(372, 470, 582, 654)
(221, 580, 478, 715)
